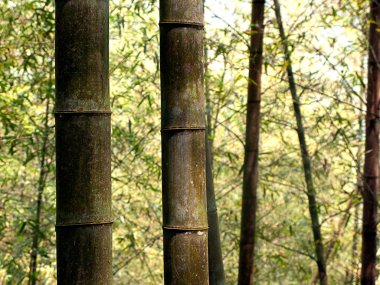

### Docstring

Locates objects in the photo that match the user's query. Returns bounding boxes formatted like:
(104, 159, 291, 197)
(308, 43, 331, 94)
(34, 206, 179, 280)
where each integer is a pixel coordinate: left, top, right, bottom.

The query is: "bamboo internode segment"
(56, 115, 112, 226)
(160, 0, 209, 284)
(55, 1, 112, 284)
(162, 130, 207, 229)
(160, 0, 203, 24)
(160, 23, 205, 130)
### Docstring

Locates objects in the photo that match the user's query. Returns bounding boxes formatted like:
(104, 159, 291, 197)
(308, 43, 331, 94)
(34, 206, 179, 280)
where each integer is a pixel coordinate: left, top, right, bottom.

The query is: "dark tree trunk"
(160, 0, 209, 284)
(238, 1, 265, 284)
(361, 1, 380, 284)
(55, 1, 112, 284)
(273, 1, 327, 284)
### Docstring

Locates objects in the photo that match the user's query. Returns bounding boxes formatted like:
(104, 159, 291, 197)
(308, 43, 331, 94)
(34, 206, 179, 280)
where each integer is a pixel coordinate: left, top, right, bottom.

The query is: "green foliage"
(0, 0, 374, 284)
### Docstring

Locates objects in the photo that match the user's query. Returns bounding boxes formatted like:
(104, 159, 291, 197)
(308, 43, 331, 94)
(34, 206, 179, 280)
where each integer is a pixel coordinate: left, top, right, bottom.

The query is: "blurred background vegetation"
(0, 0, 373, 283)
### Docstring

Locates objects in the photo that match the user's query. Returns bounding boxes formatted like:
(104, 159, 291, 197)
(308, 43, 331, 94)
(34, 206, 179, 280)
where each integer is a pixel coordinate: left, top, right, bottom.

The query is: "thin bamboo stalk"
(361, 1, 380, 284)
(273, 0, 327, 284)
(238, 1, 265, 284)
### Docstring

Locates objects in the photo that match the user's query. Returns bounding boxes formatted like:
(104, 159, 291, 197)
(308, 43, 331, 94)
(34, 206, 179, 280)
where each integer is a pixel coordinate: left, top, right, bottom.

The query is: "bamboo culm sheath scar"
(160, 0, 209, 284)
(55, 1, 112, 284)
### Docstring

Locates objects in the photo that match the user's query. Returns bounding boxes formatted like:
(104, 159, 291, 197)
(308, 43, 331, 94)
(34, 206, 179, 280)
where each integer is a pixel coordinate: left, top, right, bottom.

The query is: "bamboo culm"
(238, 1, 265, 284)
(361, 1, 380, 284)
(55, 1, 112, 284)
(273, 0, 328, 284)
(160, 0, 209, 284)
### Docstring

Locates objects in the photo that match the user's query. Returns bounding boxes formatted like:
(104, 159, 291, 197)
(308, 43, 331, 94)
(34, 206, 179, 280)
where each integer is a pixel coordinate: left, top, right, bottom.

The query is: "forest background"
(0, 0, 374, 284)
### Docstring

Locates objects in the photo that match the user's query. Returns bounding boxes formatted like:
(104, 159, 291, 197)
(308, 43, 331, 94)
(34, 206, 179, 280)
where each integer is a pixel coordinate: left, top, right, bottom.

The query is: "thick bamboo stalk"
(273, 1, 327, 284)
(361, 1, 380, 284)
(55, 1, 112, 284)
(238, 1, 265, 284)
(160, 0, 209, 284)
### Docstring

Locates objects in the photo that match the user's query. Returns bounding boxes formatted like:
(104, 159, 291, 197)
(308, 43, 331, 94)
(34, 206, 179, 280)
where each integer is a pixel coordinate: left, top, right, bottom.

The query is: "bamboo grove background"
(0, 0, 374, 284)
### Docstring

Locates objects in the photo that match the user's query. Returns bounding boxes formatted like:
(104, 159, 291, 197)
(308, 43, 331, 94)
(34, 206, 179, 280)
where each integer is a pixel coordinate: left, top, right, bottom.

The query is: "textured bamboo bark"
(204, 15, 226, 284)
(160, 1, 209, 284)
(55, 1, 112, 284)
(361, 1, 380, 284)
(238, 1, 265, 284)
(273, 1, 327, 284)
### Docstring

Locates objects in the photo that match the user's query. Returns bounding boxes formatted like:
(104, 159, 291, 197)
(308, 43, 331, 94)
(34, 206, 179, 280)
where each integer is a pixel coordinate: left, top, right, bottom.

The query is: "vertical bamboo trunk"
(273, 1, 327, 284)
(361, 1, 380, 283)
(311, 200, 353, 285)
(206, 134, 225, 285)
(160, 0, 209, 284)
(55, 1, 112, 284)
(238, 1, 265, 284)
(204, 11, 226, 283)
(28, 94, 51, 285)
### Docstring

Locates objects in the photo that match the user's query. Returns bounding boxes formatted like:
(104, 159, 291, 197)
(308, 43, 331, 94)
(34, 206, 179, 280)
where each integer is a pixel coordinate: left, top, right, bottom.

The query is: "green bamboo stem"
(273, 0, 327, 284)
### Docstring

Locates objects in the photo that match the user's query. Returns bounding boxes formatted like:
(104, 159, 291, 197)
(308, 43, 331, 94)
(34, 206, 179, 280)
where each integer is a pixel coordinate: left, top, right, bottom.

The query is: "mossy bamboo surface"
(160, 0, 209, 284)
